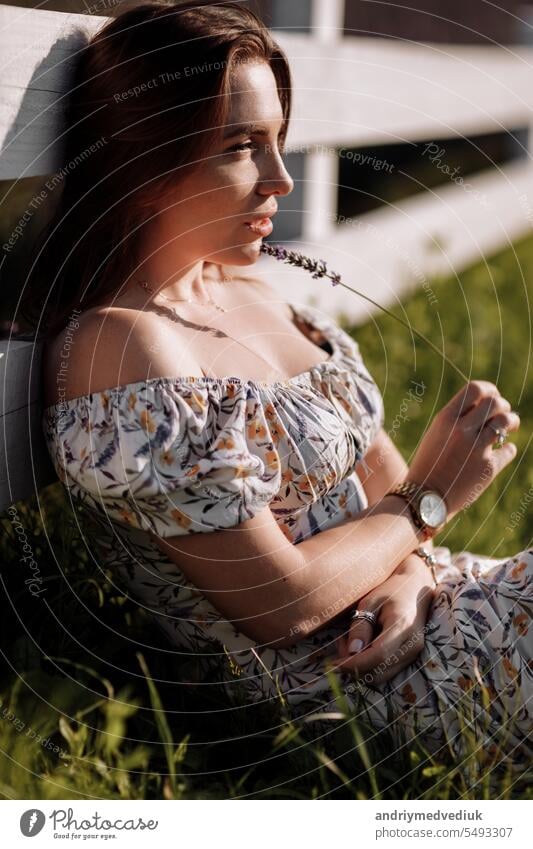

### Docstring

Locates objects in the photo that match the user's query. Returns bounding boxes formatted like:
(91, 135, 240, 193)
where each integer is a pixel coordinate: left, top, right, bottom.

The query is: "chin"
(215, 242, 263, 266)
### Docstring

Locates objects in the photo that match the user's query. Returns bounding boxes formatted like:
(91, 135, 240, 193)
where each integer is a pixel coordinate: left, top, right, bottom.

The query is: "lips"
(245, 217, 273, 236)
(244, 209, 276, 237)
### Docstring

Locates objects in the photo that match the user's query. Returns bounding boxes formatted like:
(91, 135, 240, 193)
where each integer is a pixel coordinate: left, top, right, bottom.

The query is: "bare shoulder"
(42, 306, 201, 406)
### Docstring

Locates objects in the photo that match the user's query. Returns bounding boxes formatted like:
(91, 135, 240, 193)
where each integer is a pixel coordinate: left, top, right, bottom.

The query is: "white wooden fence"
(2, 2, 533, 511)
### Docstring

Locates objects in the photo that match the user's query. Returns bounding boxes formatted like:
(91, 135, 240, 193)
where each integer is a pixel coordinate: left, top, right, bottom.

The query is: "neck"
(124, 259, 226, 304)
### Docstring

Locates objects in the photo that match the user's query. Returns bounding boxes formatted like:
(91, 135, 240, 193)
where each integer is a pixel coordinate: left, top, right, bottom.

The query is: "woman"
(27, 2, 531, 776)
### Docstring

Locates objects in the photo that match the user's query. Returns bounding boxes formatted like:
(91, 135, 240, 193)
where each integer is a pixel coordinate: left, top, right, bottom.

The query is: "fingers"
(461, 395, 517, 433)
(476, 411, 520, 447)
(331, 632, 409, 685)
(448, 380, 502, 419)
(335, 631, 389, 675)
(334, 620, 420, 677)
(337, 619, 375, 658)
(482, 439, 518, 468)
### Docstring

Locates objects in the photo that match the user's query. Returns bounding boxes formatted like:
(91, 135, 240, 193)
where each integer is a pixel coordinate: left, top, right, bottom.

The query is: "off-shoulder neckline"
(43, 301, 347, 414)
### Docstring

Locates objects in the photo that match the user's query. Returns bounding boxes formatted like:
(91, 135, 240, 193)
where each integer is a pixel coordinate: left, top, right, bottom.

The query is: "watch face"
(419, 492, 447, 528)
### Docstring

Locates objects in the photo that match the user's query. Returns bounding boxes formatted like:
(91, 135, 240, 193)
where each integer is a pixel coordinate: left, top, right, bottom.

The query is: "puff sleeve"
(43, 379, 282, 538)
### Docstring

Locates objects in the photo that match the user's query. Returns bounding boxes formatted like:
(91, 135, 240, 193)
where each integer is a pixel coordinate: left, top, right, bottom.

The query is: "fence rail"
(2, 3, 533, 510)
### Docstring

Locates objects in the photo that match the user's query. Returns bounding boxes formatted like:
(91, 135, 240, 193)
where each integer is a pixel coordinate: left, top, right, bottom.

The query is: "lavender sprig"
(260, 243, 342, 286)
(260, 242, 469, 382)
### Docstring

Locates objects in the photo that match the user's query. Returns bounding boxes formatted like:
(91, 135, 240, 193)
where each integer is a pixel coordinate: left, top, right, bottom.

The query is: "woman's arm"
(354, 427, 435, 554)
(354, 427, 409, 506)
(327, 431, 438, 674)
(333, 551, 436, 682)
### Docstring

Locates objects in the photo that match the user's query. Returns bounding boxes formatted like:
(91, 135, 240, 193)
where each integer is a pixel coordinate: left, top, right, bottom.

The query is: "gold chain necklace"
(137, 278, 227, 312)
(136, 278, 291, 383)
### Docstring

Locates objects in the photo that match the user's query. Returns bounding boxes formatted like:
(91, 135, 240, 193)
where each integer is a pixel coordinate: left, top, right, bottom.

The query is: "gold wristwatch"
(388, 480, 448, 541)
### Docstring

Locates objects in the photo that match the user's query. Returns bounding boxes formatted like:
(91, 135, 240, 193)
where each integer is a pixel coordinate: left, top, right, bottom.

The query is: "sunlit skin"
(121, 59, 294, 304)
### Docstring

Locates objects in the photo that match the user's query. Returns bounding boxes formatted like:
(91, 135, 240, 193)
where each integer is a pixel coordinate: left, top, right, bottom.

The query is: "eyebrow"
(222, 121, 284, 140)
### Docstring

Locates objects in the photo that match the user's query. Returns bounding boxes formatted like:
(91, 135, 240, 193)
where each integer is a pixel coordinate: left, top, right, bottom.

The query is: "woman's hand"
(408, 380, 520, 520)
(333, 554, 436, 685)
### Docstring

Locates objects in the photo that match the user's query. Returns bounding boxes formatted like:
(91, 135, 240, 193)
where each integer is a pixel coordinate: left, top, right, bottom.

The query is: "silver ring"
(488, 424, 507, 449)
(349, 608, 378, 629)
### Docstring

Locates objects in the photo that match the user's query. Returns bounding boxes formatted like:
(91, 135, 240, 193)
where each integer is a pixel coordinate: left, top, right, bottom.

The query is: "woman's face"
(156, 59, 294, 269)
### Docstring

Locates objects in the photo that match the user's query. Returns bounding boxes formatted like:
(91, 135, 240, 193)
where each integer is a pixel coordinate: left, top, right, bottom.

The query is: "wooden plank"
(3, 4, 533, 178)
(283, 35, 533, 148)
(0, 4, 105, 179)
(0, 340, 56, 511)
(0, 403, 56, 510)
(0, 339, 42, 412)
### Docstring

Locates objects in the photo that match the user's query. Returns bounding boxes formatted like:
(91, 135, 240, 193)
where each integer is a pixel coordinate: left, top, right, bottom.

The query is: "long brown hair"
(21, 1, 292, 340)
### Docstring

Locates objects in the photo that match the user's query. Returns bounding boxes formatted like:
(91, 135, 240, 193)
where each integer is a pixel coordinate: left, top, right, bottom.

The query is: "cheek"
(214, 158, 259, 191)
(174, 164, 255, 229)
(209, 181, 254, 225)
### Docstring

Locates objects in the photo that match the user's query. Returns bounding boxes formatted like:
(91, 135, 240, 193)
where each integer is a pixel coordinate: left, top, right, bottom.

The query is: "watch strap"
(388, 481, 435, 541)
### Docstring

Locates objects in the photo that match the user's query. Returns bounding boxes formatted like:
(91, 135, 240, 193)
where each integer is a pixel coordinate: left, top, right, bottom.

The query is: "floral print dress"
(42, 301, 533, 774)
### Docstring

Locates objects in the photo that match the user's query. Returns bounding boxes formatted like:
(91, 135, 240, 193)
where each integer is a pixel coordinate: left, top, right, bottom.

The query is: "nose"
(257, 149, 294, 198)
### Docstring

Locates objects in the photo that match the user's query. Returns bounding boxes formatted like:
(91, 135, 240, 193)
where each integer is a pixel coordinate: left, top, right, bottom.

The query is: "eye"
(230, 140, 258, 153)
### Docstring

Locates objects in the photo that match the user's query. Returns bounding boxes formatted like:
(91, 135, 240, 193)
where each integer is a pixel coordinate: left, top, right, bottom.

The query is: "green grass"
(345, 231, 533, 557)
(1, 234, 532, 799)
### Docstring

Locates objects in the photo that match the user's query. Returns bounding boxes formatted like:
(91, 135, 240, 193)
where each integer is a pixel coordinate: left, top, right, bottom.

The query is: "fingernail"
(348, 638, 364, 654)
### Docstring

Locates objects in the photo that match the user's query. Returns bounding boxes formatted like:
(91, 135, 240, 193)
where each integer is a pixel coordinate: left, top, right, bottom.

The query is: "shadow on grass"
(1, 483, 530, 800)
